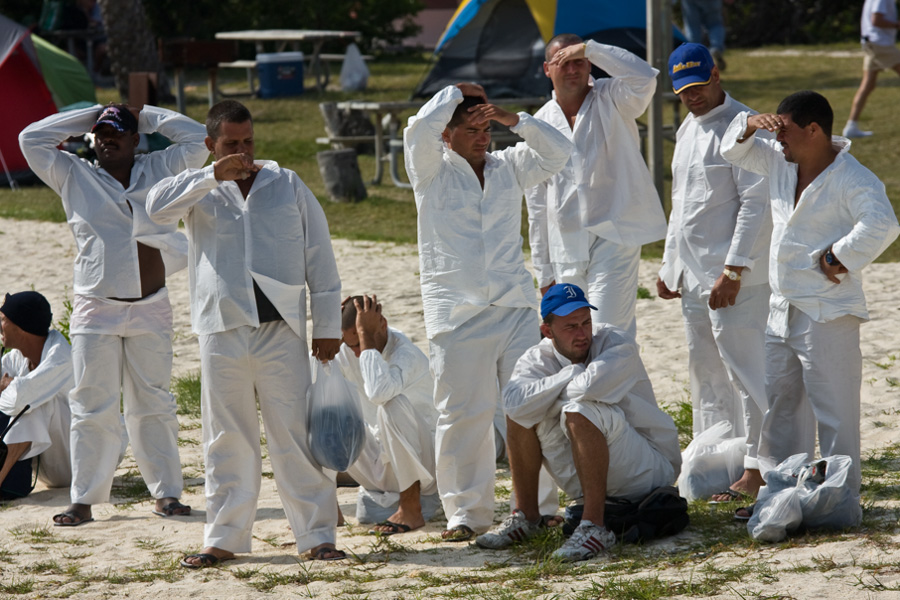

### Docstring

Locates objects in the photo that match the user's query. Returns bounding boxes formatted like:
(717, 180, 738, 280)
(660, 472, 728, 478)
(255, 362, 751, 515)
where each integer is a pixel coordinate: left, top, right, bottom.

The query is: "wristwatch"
(824, 249, 841, 266)
(723, 268, 741, 282)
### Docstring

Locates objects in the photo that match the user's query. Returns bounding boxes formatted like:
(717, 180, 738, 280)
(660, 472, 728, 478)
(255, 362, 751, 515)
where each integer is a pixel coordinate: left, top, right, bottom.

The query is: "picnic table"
(214, 29, 361, 92)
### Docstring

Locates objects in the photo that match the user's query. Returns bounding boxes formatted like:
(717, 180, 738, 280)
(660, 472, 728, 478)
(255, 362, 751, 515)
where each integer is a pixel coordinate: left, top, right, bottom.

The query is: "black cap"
(0, 292, 52, 336)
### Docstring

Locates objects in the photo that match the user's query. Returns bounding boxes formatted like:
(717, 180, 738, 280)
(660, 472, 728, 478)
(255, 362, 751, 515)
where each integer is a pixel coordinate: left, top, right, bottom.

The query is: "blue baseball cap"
(541, 283, 597, 320)
(668, 43, 715, 94)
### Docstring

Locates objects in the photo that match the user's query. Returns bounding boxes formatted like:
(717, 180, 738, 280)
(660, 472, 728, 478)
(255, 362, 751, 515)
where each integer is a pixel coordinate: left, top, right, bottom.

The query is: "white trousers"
(345, 394, 437, 496)
(681, 275, 769, 469)
(6, 399, 72, 488)
(553, 235, 641, 338)
(760, 307, 862, 493)
(200, 322, 336, 554)
(430, 306, 540, 531)
(563, 400, 675, 501)
(69, 330, 181, 504)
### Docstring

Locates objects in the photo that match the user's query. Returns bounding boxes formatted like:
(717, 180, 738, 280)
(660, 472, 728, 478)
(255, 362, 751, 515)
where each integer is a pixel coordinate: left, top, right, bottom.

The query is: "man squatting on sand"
(404, 81, 571, 541)
(19, 103, 207, 526)
(147, 100, 345, 566)
(657, 43, 772, 503)
(526, 34, 667, 338)
(336, 294, 439, 535)
(0, 291, 73, 499)
(721, 90, 899, 511)
(476, 283, 681, 561)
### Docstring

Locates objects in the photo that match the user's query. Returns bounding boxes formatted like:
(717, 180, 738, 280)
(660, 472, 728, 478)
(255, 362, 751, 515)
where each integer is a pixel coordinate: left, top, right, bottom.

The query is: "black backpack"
(564, 486, 690, 544)
(0, 405, 36, 501)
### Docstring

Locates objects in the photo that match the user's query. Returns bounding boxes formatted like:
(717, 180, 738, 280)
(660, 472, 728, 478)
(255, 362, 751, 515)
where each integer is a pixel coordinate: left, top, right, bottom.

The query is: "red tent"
(0, 14, 58, 186)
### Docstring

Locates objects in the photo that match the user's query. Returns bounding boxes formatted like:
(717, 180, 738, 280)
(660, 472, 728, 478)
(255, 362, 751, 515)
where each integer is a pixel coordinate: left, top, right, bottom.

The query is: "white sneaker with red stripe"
(552, 519, 616, 562)
(475, 510, 543, 549)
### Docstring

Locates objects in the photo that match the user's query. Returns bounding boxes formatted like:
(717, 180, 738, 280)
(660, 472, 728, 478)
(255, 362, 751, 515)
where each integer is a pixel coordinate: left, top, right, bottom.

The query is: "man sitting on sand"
(0, 292, 73, 499)
(336, 294, 438, 535)
(147, 100, 344, 567)
(477, 284, 681, 561)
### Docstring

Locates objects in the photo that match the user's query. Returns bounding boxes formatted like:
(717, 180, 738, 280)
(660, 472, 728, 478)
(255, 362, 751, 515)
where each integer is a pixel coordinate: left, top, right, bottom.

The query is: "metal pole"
(646, 0, 665, 198)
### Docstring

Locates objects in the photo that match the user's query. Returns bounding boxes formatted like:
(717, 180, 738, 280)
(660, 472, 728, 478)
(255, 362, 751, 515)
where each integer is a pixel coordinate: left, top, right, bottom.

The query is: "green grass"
(171, 371, 202, 418)
(4, 45, 898, 259)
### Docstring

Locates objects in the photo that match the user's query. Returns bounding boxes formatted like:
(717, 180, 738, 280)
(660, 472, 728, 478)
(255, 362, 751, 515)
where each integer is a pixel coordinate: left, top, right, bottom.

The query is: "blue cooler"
(257, 52, 304, 98)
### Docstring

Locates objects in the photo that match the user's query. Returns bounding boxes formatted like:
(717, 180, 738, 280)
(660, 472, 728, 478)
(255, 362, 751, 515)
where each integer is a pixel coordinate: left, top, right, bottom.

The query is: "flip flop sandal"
(441, 524, 475, 542)
(153, 501, 192, 517)
(180, 553, 233, 569)
(709, 489, 753, 505)
(308, 546, 346, 561)
(368, 520, 412, 536)
(734, 504, 755, 522)
(52, 511, 94, 527)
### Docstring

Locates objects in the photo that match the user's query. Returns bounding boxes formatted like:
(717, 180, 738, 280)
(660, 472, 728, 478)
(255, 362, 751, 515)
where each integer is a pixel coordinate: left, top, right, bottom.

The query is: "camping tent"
(0, 13, 95, 186)
(413, 0, 683, 98)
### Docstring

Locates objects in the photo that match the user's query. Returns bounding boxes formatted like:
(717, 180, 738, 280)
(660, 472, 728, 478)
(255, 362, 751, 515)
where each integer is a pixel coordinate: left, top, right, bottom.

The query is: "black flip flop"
(180, 553, 233, 569)
(442, 524, 475, 542)
(368, 520, 412, 536)
(52, 511, 94, 527)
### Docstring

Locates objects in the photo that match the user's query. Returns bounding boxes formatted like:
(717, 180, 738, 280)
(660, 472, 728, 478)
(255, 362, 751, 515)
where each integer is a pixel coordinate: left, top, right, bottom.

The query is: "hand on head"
(548, 42, 585, 67)
(353, 294, 383, 336)
(466, 103, 520, 129)
(455, 82, 487, 102)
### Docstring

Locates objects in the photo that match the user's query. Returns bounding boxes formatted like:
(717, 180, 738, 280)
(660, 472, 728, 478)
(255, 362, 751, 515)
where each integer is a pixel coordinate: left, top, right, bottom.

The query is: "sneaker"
(552, 519, 616, 562)
(842, 123, 873, 138)
(475, 510, 543, 549)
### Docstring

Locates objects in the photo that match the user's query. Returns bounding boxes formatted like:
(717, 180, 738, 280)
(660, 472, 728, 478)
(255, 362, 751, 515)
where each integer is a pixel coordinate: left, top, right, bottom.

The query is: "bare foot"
(53, 503, 92, 525)
(181, 546, 235, 568)
(370, 506, 425, 534)
(709, 468, 766, 502)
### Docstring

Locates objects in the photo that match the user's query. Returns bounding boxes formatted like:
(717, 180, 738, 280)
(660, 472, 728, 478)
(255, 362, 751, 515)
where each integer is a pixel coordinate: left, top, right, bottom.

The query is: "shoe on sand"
(476, 510, 543, 549)
(552, 519, 616, 562)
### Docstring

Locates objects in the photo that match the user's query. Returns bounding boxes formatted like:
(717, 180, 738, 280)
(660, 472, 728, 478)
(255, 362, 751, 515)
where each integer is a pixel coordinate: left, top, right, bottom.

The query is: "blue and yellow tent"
(414, 0, 681, 98)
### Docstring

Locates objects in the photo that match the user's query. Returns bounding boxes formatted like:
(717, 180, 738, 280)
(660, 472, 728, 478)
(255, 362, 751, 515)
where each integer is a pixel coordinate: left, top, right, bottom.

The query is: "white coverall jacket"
(18, 105, 208, 297)
(404, 84, 573, 338)
(0, 330, 73, 487)
(147, 160, 342, 554)
(504, 324, 682, 501)
(336, 327, 438, 496)
(721, 112, 900, 493)
(526, 41, 667, 289)
(659, 93, 772, 467)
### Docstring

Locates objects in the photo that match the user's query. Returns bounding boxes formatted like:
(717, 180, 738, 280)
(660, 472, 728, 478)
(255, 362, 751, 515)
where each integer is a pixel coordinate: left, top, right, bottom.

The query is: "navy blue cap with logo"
(540, 283, 597, 321)
(668, 43, 715, 94)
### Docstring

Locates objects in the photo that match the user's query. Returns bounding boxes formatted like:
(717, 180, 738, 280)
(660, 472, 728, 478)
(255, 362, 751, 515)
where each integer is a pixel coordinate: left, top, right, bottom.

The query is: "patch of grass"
(23, 559, 63, 574)
(9, 524, 56, 545)
(661, 398, 693, 449)
(636, 286, 653, 300)
(0, 577, 34, 594)
(111, 469, 153, 503)
(172, 371, 202, 418)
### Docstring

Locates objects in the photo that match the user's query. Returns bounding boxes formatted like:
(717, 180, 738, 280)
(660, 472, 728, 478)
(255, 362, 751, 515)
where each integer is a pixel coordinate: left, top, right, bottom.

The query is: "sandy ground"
(1, 216, 899, 599)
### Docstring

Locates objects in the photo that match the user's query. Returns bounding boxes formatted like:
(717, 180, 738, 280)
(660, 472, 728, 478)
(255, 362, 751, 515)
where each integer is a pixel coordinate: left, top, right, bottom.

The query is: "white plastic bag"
(340, 43, 369, 92)
(307, 356, 366, 471)
(676, 421, 747, 502)
(749, 453, 861, 542)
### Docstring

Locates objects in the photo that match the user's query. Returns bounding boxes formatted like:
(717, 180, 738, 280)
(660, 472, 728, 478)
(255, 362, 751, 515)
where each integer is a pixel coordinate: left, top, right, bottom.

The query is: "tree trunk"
(97, 0, 163, 100)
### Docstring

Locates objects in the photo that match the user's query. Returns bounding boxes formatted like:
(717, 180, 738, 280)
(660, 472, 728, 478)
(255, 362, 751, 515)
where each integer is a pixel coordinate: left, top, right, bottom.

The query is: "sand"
(0, 216, 898, 599)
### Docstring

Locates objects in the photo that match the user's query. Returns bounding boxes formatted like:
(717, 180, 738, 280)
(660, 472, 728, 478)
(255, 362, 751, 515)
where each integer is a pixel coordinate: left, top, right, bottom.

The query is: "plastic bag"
(676, 421, 747, 502)
(748, 453, 861, 542)
(307, 357, 366, 471)
(355, 488, 443, 524)
(340, 43, 369, 92)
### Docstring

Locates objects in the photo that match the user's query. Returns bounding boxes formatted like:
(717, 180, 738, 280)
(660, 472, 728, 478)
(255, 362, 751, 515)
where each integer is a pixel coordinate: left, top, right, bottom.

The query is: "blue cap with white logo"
(668, 43, 715, 94)
(541, 283, 597, 320)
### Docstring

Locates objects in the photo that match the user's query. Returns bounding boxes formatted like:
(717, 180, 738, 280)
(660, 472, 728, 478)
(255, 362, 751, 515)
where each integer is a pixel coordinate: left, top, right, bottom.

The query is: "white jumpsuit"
(404, 85, 571, 531)
(659, 93, 772, 469)
(0, 330, 73, 488)
(147, 161, 342, 554)
(526, 41, 668, 336)
(721, 112, 900, 493)
(504, 325, 682, 502)
(19, 106, 208, 505)
(336, 327, 438, 498)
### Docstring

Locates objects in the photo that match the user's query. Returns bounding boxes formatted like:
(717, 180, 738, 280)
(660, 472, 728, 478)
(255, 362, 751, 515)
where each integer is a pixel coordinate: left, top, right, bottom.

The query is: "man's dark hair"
(545, 33, 584, 61)
(777, 90, 833, 137)
(447, 96, 486, 129)
(542, 313, 555, 326)
(341, 296, 365, 330)
(206, 100, 253, 139)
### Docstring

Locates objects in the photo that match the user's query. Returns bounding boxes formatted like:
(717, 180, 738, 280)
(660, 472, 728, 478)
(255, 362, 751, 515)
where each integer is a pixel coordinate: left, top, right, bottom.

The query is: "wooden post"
(317, 149, 367, 203)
